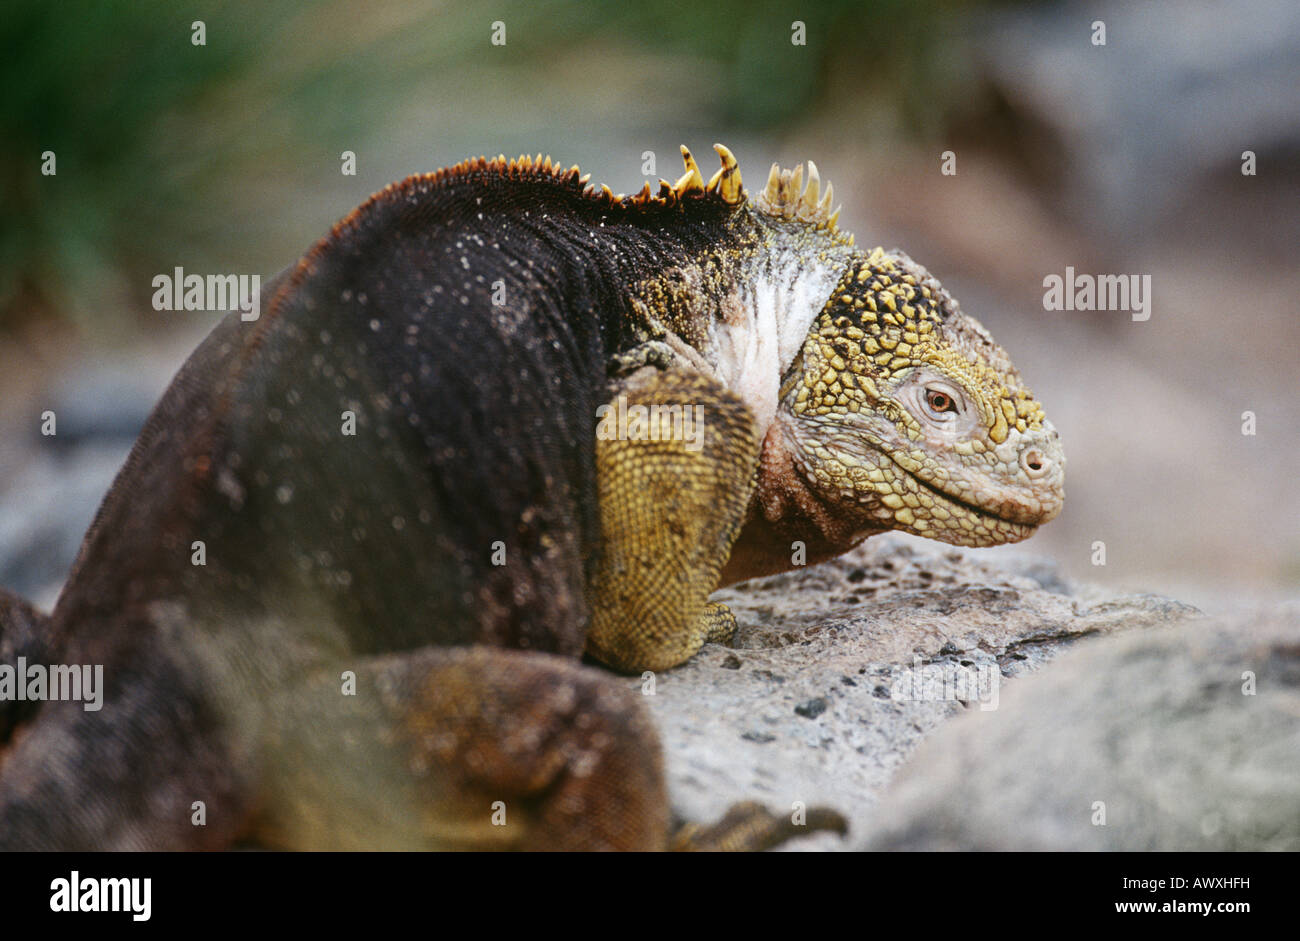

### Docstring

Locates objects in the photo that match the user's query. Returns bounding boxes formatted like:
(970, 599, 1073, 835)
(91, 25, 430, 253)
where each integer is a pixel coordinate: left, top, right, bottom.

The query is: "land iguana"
(0, 145, 1064, 850)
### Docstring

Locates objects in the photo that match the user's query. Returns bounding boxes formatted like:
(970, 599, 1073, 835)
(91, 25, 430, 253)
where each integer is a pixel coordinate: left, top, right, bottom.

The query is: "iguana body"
(0, 146, 1063, 850)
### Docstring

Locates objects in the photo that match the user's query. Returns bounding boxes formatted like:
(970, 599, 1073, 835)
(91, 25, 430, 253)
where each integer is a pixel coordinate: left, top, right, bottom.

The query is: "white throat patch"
(709, 242, 850, 435)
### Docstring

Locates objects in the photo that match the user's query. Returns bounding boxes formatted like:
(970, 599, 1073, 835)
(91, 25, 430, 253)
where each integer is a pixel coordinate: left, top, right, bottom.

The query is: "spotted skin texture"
(0, 147, 1061, 850)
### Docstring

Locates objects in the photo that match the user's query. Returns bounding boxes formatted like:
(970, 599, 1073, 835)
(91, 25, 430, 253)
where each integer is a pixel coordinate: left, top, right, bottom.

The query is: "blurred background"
(2, 0, 1297, 612)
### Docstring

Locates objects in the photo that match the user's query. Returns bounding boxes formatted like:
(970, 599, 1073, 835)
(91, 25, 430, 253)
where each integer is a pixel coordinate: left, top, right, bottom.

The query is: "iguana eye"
(924, 389, 957, 417)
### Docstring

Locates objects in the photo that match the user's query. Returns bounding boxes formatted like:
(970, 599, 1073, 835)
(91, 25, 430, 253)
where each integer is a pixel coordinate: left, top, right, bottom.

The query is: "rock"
(973, 0, 1300, 235)
(0, 444, 132, 608)
(637, 533, 1199, 850)
(42, 361, 161, 445)
(0, 346, 180, 607)
(864, 603, 1300, 850)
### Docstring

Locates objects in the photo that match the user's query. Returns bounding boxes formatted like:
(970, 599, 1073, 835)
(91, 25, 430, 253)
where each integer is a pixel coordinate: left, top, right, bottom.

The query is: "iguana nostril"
(1021, 448, 1048, 478)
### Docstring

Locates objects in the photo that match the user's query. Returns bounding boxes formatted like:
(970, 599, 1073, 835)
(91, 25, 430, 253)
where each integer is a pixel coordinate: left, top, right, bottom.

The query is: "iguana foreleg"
(585, 367, 759, 673)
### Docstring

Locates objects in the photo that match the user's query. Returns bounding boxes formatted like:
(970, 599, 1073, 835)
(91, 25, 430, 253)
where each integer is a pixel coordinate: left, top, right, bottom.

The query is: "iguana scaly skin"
(0, 145, 1063, 850)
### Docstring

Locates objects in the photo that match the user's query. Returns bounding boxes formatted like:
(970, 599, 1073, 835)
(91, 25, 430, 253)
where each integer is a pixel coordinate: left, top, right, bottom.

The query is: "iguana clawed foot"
(699, 601, 739, 645)
(671, 800, 849, 851)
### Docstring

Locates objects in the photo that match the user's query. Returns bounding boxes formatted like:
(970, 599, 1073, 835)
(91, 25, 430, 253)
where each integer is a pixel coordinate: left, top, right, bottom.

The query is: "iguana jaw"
(767, 341, 1064, 550)
(718, 399, 1055, 587)
(756, 406, 1048, 558)
(865, 434, 1053, 542)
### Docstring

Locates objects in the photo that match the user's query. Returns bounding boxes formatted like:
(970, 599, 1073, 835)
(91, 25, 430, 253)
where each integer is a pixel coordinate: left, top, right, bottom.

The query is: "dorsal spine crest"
(756, 160, 843, 233)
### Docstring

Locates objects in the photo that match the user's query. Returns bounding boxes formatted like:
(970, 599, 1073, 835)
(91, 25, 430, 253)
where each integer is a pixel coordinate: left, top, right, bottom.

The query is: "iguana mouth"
(884, 452, 1038, 533)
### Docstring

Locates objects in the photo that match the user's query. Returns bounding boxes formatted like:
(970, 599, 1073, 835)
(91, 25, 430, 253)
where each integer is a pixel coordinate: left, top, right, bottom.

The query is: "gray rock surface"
(976, 0, 1300, 235)
(0, 444, 132, 609)
(864, 603, 1300, 851)
(0, 345, 178, 608)
(639, 533, 1200, 850)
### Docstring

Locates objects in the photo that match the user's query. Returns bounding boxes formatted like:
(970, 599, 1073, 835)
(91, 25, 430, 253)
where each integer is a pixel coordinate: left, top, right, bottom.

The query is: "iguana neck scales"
(0, 144, 1063, 851)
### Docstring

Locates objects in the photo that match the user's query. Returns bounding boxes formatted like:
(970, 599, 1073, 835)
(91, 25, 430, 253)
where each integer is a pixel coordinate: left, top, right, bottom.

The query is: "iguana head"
(774, 241, 1064, 548)
(700, 151, 1065, 580)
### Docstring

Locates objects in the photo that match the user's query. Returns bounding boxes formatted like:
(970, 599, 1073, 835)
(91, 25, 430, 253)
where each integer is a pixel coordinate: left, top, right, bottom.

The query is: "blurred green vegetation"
(1, 0, 971, 338)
